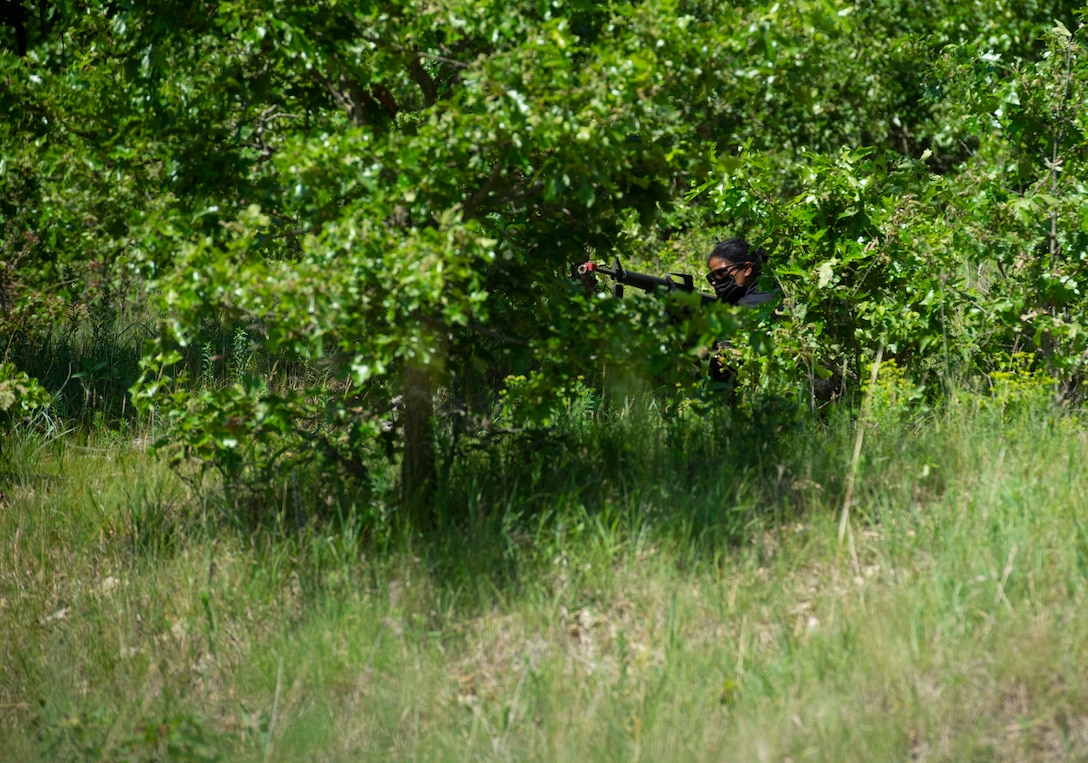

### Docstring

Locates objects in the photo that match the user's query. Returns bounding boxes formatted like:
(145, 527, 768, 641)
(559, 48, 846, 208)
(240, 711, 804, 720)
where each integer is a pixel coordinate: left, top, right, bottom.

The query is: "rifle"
(576, 256, 718, 305)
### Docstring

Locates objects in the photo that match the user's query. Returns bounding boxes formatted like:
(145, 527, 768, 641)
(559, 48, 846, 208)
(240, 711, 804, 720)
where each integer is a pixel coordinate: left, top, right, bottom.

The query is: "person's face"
(706, 255, 755, 288)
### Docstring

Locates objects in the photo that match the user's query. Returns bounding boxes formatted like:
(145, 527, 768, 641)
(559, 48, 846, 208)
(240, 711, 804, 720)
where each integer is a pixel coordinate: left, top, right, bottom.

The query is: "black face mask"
(713, 278, 746, 305)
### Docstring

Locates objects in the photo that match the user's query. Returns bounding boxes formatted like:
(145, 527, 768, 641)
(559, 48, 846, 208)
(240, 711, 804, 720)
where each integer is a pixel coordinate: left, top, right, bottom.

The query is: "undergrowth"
(2, 385, 1086, 762)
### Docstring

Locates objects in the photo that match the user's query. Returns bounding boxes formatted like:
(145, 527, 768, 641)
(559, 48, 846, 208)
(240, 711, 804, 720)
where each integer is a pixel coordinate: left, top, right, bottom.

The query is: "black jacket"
(710, 282, 779, 385)
(733, 282, 778, 308)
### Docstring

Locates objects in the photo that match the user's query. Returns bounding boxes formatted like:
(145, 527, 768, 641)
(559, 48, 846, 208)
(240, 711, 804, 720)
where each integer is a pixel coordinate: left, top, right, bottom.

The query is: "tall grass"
(2, 388, 1087, 761)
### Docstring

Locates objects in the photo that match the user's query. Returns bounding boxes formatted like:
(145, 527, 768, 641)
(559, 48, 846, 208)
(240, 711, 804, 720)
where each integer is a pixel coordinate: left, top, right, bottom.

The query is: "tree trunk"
(401, 361, 436, 530)
(1, 0, 27, 56)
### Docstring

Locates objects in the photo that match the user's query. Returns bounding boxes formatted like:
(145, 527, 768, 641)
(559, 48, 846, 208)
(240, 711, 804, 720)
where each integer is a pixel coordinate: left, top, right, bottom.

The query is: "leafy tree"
(124, 0, 749, 525)
(5, 0, 1088, 528)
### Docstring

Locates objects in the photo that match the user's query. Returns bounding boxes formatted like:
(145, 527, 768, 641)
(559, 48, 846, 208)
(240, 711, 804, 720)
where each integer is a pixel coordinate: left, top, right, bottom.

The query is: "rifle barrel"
(578, 257, 717, 305)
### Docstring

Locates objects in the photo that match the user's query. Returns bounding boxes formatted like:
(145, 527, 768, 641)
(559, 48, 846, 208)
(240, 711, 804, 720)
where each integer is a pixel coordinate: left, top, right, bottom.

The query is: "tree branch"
(406, 54, 439, 107)
(459, 162, 505, 220)
(1048, 36, 1076, 275)
(313, 63, 398, 128)
(359, 33, 470, 69)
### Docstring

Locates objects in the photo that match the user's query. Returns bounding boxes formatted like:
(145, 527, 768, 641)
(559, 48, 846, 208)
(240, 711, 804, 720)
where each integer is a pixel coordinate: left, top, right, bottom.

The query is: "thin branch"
(487, 179, 547, 209)
(1048, 39, 1075, 274)
(459, 162, 505, 221)
(360, 33, 470, 69)
(312, 68, 365, 126)
(837, 343, 883, 581)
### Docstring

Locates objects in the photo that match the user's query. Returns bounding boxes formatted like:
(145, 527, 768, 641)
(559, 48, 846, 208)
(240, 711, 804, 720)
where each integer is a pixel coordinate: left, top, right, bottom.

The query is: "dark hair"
(708, 237, 768, 266)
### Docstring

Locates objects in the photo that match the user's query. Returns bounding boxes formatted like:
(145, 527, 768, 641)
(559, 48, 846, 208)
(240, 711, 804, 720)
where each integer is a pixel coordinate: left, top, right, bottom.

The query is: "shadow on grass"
(159, 391, 856, 619)
(412, 393, 849, 610)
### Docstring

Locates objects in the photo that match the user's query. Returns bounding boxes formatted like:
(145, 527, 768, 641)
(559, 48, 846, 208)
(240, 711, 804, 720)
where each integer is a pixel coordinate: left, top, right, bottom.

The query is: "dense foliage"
(3, 1, 1087, 525)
